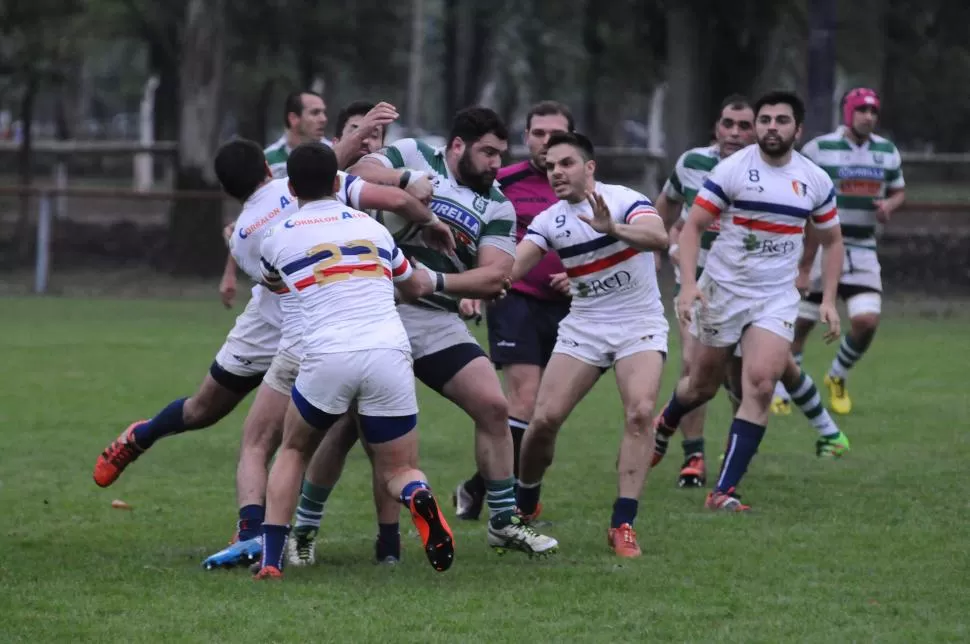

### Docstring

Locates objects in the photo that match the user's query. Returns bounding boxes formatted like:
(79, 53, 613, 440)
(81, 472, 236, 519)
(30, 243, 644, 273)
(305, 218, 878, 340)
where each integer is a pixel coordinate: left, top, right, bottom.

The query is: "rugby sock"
(661, 392, 703, 430)
(294, 480, 332, 531)
(509, 416, 528, 480)
(829, 334, 866, 380)
(237, 504, 265, 542)
(486, 477, 518, 527)
(610, 497, 639, 529)
(259, 524, 290, 571)
(399, 480, 429, 505)
(789, 370, 840, 437)
(376, 522, 401, 561)
(715, 419, 766, 493)
(515, 480, 542, 517)
(463, 472, 486, 499)
(682, 437, 705, 460)
(131, 397, 189, 449)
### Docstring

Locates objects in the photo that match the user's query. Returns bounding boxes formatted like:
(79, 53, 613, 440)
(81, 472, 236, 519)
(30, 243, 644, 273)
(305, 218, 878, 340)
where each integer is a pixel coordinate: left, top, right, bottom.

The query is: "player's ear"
(332, 174, 341, 194)
(794, 123, 804, 142)
(265, 161, 273, 178)
(585, 159, 596, 175)
(287, 180, 295, 197)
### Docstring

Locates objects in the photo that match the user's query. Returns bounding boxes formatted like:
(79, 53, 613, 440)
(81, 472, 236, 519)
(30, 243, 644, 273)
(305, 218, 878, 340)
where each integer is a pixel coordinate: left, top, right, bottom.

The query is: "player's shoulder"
(804, 129, 847, 153)
(868, 132, 899, 155)
(498, 160, 534, 188)
(599, 181, 650, 203)
(263, 136, 288, 162)
(678, 145, 721, 172)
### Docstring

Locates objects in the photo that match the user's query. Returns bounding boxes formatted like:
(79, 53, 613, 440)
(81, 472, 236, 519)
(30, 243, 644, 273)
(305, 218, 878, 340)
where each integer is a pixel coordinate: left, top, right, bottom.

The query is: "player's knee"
(506, 382, 539, 420)
(529, 408, 563, 439)
(623, 401, 655, 435)
(743, 372, 776, 407)
(470, 392, 509, 436)
(850, 313, 879, 341)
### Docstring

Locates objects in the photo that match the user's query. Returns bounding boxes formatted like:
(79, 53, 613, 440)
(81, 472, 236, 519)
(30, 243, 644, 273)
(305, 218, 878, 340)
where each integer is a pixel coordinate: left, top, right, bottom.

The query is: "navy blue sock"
(611, 497, 639, 528)
(131, 398, 189, 449)
(376, 523, 401, 561)
(399, 480, 429, 505)
(716, 418, 767, 493)
(662, 392, 704, 431)
(516, 481, 542, 515)
(237, 504, 264, 542)
(259, 524, 290, 571)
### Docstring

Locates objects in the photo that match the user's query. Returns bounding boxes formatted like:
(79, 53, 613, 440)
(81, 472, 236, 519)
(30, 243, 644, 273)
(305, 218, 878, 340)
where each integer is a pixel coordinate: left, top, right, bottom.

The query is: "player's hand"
(222, 220, 236, 247)
(873, 199, 892, 224)
(819, 301, 841, 343)
(219, 273, 237, 309)
(458, 298, 483, 323)
(420, 218, 456, 253)
(549, 272, 571, 296)
(360, 102, 399, 134)
(577, 192, 616, 234)
(405, 174, 433, 203)
(795, 267, 811, 297)
(675, 283, 705, 325)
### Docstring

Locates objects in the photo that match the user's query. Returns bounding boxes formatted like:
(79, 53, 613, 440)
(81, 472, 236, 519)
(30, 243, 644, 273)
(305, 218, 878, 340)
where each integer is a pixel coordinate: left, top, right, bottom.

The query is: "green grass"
(1, 297, 968, 643)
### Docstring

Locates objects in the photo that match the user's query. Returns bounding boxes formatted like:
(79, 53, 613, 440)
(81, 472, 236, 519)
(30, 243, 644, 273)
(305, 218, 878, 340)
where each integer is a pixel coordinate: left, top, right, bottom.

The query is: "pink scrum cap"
(843, 88, 880, 127)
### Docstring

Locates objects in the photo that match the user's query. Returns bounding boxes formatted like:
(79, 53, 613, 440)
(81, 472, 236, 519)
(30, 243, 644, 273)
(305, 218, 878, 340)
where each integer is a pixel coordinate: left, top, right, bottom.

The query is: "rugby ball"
(375, 209, 421, 244)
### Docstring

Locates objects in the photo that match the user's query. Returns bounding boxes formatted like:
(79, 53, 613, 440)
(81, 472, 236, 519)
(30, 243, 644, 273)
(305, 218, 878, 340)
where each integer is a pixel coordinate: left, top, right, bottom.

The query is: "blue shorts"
(486, 291, 569, 368)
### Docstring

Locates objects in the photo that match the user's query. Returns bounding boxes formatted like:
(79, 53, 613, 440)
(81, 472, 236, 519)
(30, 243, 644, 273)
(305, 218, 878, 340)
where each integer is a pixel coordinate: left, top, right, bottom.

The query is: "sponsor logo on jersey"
(791, 180, 808, 197)
(837, 166, 884, 180)
(430, 198, 481, 238)
(575, 270, 634, 297)
(743, 232, 796, 256)
(473, 195, 488, 214)
(283, 212, 367, 228)
(239, 204, 287, 239)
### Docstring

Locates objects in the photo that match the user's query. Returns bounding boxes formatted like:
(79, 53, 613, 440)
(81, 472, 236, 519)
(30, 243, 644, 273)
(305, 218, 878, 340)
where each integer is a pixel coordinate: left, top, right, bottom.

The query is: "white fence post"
(34, 192, 52, 294)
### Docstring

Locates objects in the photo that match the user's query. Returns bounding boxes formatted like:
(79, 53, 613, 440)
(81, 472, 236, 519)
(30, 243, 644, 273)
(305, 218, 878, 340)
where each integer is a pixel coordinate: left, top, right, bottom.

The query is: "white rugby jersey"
(259, 200, 414, 355)
(694, 144, 839, 297)
(801, 127, 904, 249)
(273, 173, 366, 351)
(523, 182, 665, 323)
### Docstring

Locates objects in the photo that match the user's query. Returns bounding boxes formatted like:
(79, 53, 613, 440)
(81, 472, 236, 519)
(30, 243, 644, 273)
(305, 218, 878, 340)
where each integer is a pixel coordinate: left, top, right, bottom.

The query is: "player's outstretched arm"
(219, 254, 238, 309)
(509, 239, 545, 284)
(815, 224, 844, 341)
(357, 183, 455, 253)
(578, 193, 668, 252)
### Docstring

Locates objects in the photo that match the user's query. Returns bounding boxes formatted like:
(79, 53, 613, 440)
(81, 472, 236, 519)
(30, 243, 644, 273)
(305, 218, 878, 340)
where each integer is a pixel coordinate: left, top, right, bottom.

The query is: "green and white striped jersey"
(263, 135, 334, 179)
(800, 127, 904, 249)
(662, 144, 722, 269)
(364, 138, 516, 313)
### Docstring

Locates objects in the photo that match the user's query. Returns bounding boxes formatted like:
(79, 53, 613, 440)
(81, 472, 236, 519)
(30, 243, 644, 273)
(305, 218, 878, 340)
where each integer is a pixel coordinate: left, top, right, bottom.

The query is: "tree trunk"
(149, 28, 180, 143)
(664, 3, 709, 165)
(582, 0, 604, 138)
(13, 74, 38, 262)
(443, 0, 460, 120)
(168, 0, 227, 276)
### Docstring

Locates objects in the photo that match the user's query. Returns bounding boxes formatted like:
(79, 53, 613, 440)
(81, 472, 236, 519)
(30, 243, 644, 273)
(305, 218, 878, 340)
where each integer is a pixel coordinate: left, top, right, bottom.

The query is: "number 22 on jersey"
(305, 239, 385, 287)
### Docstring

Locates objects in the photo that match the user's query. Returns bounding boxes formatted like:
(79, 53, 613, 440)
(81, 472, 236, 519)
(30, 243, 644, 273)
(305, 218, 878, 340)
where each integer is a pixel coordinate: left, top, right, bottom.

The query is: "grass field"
(2, 296, 969, 643)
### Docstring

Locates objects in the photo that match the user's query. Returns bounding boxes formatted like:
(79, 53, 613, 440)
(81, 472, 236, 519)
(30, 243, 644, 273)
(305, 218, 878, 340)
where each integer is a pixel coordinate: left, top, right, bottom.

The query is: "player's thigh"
(739, 326, 791, 397)
(614, 350, 665, 417)
(531, 352, 603, 429)
(262, 346, 301, 397)
(292, 353, 358, 423)
(678, 313, 697, 376)
(357, 350, 420, 473)
(438, 354, 508, 428)
(213, 296, 280, 380)
(281, 399, 328, 454)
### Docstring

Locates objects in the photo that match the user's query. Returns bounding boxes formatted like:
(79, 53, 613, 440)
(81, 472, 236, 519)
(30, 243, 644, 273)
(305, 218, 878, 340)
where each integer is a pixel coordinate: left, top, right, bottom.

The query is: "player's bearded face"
(457, 135, 506, 194)
(851, 106, 878, 138)
(755, 106, 800, 157)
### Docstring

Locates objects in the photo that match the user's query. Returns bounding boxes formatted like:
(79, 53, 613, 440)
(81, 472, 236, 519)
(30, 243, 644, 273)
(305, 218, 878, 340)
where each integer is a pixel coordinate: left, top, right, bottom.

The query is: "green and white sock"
(294, 479, 332, 532)
(790, 370, 840, 437)
(485, 477, 517, 528)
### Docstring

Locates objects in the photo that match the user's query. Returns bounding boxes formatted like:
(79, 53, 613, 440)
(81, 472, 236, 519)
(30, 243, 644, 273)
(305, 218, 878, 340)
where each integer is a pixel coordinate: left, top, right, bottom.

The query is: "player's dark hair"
(754, 90, 806, 126)
(283, 91, 323, 129)
(448, 106, 509, 147)
(214, 138, 268, 202)
(335, 100, 376, 139)
(286, 142, 338, 200)
(545, 131, 595, 161)
(718, 94, 753, 115)
(526, 101, 575, 132)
